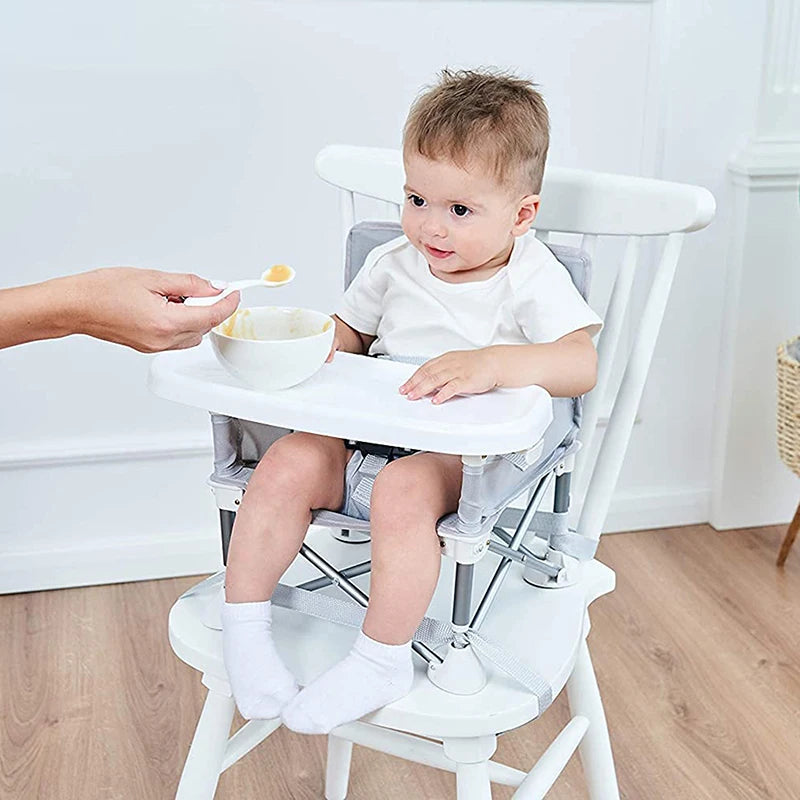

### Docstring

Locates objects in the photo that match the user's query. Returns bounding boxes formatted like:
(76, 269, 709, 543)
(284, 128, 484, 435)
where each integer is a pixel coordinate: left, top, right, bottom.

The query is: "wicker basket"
(777, 335, 800, 477)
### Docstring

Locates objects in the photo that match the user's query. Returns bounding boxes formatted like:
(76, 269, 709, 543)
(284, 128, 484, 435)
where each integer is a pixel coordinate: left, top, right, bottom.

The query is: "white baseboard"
(601, 487, 710, 534)
(0, 487, 711, 594)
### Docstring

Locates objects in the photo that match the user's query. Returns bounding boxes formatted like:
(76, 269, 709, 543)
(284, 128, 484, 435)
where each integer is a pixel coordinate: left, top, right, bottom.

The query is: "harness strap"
(271, 581, 554, 713)
(528, 511, 599, 561)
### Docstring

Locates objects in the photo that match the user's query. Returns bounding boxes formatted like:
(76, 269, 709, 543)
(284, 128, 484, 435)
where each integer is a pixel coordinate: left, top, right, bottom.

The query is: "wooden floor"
(1, 524, 798, 799)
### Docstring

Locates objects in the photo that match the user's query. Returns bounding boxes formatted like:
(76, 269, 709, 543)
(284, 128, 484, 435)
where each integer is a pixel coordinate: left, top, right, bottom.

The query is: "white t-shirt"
(337, 234, 602, 360)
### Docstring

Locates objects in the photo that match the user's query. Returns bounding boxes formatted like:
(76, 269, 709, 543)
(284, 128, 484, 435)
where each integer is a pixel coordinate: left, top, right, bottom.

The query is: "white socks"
(281, 631, 414, 735)
(222, 600, 299, 720)
(223, 605, 414, 731)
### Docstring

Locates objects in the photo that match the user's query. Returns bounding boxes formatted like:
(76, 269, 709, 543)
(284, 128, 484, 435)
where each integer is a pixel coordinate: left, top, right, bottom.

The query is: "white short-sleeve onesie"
(337, 234, 602, 359)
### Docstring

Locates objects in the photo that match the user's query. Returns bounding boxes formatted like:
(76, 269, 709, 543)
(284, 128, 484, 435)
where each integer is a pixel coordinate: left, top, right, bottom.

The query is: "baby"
(222, 68, 602, 734)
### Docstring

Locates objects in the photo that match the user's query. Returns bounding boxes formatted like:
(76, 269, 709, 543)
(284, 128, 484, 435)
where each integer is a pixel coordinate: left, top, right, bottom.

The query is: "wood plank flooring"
(0, 524, 797, 799)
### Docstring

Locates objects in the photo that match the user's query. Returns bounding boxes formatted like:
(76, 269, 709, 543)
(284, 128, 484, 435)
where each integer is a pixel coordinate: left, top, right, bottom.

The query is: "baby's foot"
(222, 600, 299, 719)
(282, 631, 413, 734)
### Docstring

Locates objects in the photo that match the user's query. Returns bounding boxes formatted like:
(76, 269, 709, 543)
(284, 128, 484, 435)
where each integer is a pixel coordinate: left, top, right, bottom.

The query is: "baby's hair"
(403, 68, 550, 194)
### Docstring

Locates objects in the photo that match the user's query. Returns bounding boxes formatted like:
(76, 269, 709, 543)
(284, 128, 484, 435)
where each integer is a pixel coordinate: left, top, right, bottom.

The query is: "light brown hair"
(403, 68, 550, 194)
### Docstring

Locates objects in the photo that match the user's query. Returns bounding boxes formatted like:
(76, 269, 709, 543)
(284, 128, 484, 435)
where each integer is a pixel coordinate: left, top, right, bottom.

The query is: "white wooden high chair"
(148, 146, 714, 799)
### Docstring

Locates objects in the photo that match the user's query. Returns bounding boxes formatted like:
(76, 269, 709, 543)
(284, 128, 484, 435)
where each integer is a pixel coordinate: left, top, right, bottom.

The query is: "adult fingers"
(174, 291, 241, 335)
(171, 333, 205, 350)
(205, 291, 241, 327)
(153, 271, 225, 299)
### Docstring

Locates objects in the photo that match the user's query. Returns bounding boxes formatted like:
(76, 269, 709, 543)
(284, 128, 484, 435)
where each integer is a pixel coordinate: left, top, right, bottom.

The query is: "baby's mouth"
(424, 244, 454, 259)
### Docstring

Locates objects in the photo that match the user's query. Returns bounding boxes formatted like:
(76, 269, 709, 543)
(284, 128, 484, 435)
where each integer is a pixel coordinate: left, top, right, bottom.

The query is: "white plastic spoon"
(183, 265, 296, 306)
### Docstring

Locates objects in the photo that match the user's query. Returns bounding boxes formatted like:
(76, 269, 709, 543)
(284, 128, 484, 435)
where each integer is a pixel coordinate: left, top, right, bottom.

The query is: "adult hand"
(399, 348, 499, 404)
(0, 267, 240, 352)
(70, 268, 241, 352)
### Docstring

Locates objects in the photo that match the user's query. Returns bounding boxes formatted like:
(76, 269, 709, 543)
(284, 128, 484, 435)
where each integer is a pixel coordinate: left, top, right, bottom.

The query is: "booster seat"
(149, 145, 715, 799)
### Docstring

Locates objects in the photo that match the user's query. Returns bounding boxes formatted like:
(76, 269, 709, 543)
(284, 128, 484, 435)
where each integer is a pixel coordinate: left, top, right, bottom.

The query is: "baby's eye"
(451, 204, 471, 217)
(407, 194, 426, 208)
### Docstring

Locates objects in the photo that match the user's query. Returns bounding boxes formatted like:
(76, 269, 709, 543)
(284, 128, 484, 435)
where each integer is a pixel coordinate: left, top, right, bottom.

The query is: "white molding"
(639, 0, 669, 178)
(602, 487, 709, 534)
(729, 138, 800, 184)
(755, 0, 800, 138)
(0, 488, 708, 594)
(0, 530, 223, 595)
(0, 431, 211, 470)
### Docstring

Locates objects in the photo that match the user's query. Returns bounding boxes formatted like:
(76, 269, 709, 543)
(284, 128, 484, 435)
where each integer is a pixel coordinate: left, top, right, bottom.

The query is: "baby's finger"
(405, 372, 446, 400)
(400, 357, 442, 394)
(432, 379, 463, 405)
(399, 367, 422, 395)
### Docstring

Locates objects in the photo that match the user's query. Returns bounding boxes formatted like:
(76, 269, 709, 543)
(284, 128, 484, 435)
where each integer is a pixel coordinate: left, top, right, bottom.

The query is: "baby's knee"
(252, 433, 337, 491)
(371, 459, 436, 515)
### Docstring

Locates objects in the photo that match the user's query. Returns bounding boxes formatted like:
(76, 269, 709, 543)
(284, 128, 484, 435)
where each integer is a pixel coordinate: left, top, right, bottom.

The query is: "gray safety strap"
(530, 511, 598, 561)
(380, 354, 428, 366)
(271, 582, 554, 712)
(550, 531, 598, 561)
(351, 454, 388, 509)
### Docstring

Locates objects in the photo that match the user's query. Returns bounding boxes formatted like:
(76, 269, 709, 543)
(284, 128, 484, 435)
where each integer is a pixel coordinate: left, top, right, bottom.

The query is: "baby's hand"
(326, 331, 341, 363)
(400, 349, 499, 404)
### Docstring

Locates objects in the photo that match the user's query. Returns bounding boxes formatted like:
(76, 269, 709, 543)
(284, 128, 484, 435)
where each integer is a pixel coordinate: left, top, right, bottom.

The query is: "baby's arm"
(326, 314, 377, 362)
(400, 329, 597, 404)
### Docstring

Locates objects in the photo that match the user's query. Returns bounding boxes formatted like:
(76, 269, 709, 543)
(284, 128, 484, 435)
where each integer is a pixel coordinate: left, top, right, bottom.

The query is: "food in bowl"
(211, 306, 334, 390)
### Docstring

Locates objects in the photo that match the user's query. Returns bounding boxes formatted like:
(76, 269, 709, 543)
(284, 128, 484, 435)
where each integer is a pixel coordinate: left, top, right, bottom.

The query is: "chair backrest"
(316, 145, 716, 542)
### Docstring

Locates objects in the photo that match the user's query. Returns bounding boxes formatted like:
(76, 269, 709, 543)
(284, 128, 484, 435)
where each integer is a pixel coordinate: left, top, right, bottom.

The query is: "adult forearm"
(0, 277, 78, 349)
(1, 268, 239, 352)
(491, 339, 598, 397)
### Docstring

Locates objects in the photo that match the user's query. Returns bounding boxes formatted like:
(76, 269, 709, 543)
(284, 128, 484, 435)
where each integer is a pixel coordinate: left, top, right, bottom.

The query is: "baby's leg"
(223, 433, 349, 719)
(283, 452, 463, 734)
(226, 432, 349, 602)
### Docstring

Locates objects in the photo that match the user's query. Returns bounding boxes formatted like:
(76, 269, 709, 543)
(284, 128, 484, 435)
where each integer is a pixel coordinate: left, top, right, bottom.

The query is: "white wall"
(0, 1, 767, 592)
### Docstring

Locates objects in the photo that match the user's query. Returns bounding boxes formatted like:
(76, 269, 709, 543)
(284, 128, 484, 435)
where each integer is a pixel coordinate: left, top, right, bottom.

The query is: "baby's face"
(401, 152, 537, 282)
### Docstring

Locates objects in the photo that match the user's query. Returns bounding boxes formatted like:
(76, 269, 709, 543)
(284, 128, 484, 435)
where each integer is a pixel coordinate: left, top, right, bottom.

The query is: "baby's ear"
(514, 195, 540, 235)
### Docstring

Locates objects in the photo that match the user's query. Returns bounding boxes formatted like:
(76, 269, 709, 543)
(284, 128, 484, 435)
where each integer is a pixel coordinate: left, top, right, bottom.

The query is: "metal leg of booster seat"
(427, 458, 491, 693)
(470, 472, 553, 631)
(554, 470, 571, 515)
(566, 639, 620, 800)
(298, 543, 442, 665)
(452, 563, 475, 644)
(219, 509, 235, 566)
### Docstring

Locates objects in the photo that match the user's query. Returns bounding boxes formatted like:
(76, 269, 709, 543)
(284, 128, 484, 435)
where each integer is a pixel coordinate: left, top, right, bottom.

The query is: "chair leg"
(455, 763, 493, 800)
(777, 498, 800, 566)
(566, 639, 620, 800)
(176, 679, 236, 800)
(443, 735, 496, 800)
(325, 734, 354, 800)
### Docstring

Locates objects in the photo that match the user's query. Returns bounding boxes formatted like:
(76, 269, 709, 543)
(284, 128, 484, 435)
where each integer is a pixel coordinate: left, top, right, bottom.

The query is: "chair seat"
(169, 527, 614, 739)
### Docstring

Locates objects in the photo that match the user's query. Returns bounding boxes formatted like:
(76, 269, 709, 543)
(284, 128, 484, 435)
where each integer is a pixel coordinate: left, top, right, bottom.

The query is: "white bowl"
(210, 306, 334, 390)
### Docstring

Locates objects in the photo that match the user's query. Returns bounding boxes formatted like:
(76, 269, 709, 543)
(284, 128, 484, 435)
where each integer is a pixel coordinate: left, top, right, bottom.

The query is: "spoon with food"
(183, 264, 295, 306)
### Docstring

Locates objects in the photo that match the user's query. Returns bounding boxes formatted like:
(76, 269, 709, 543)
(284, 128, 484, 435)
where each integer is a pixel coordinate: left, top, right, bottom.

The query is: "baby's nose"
(422, 215, 447, 237)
